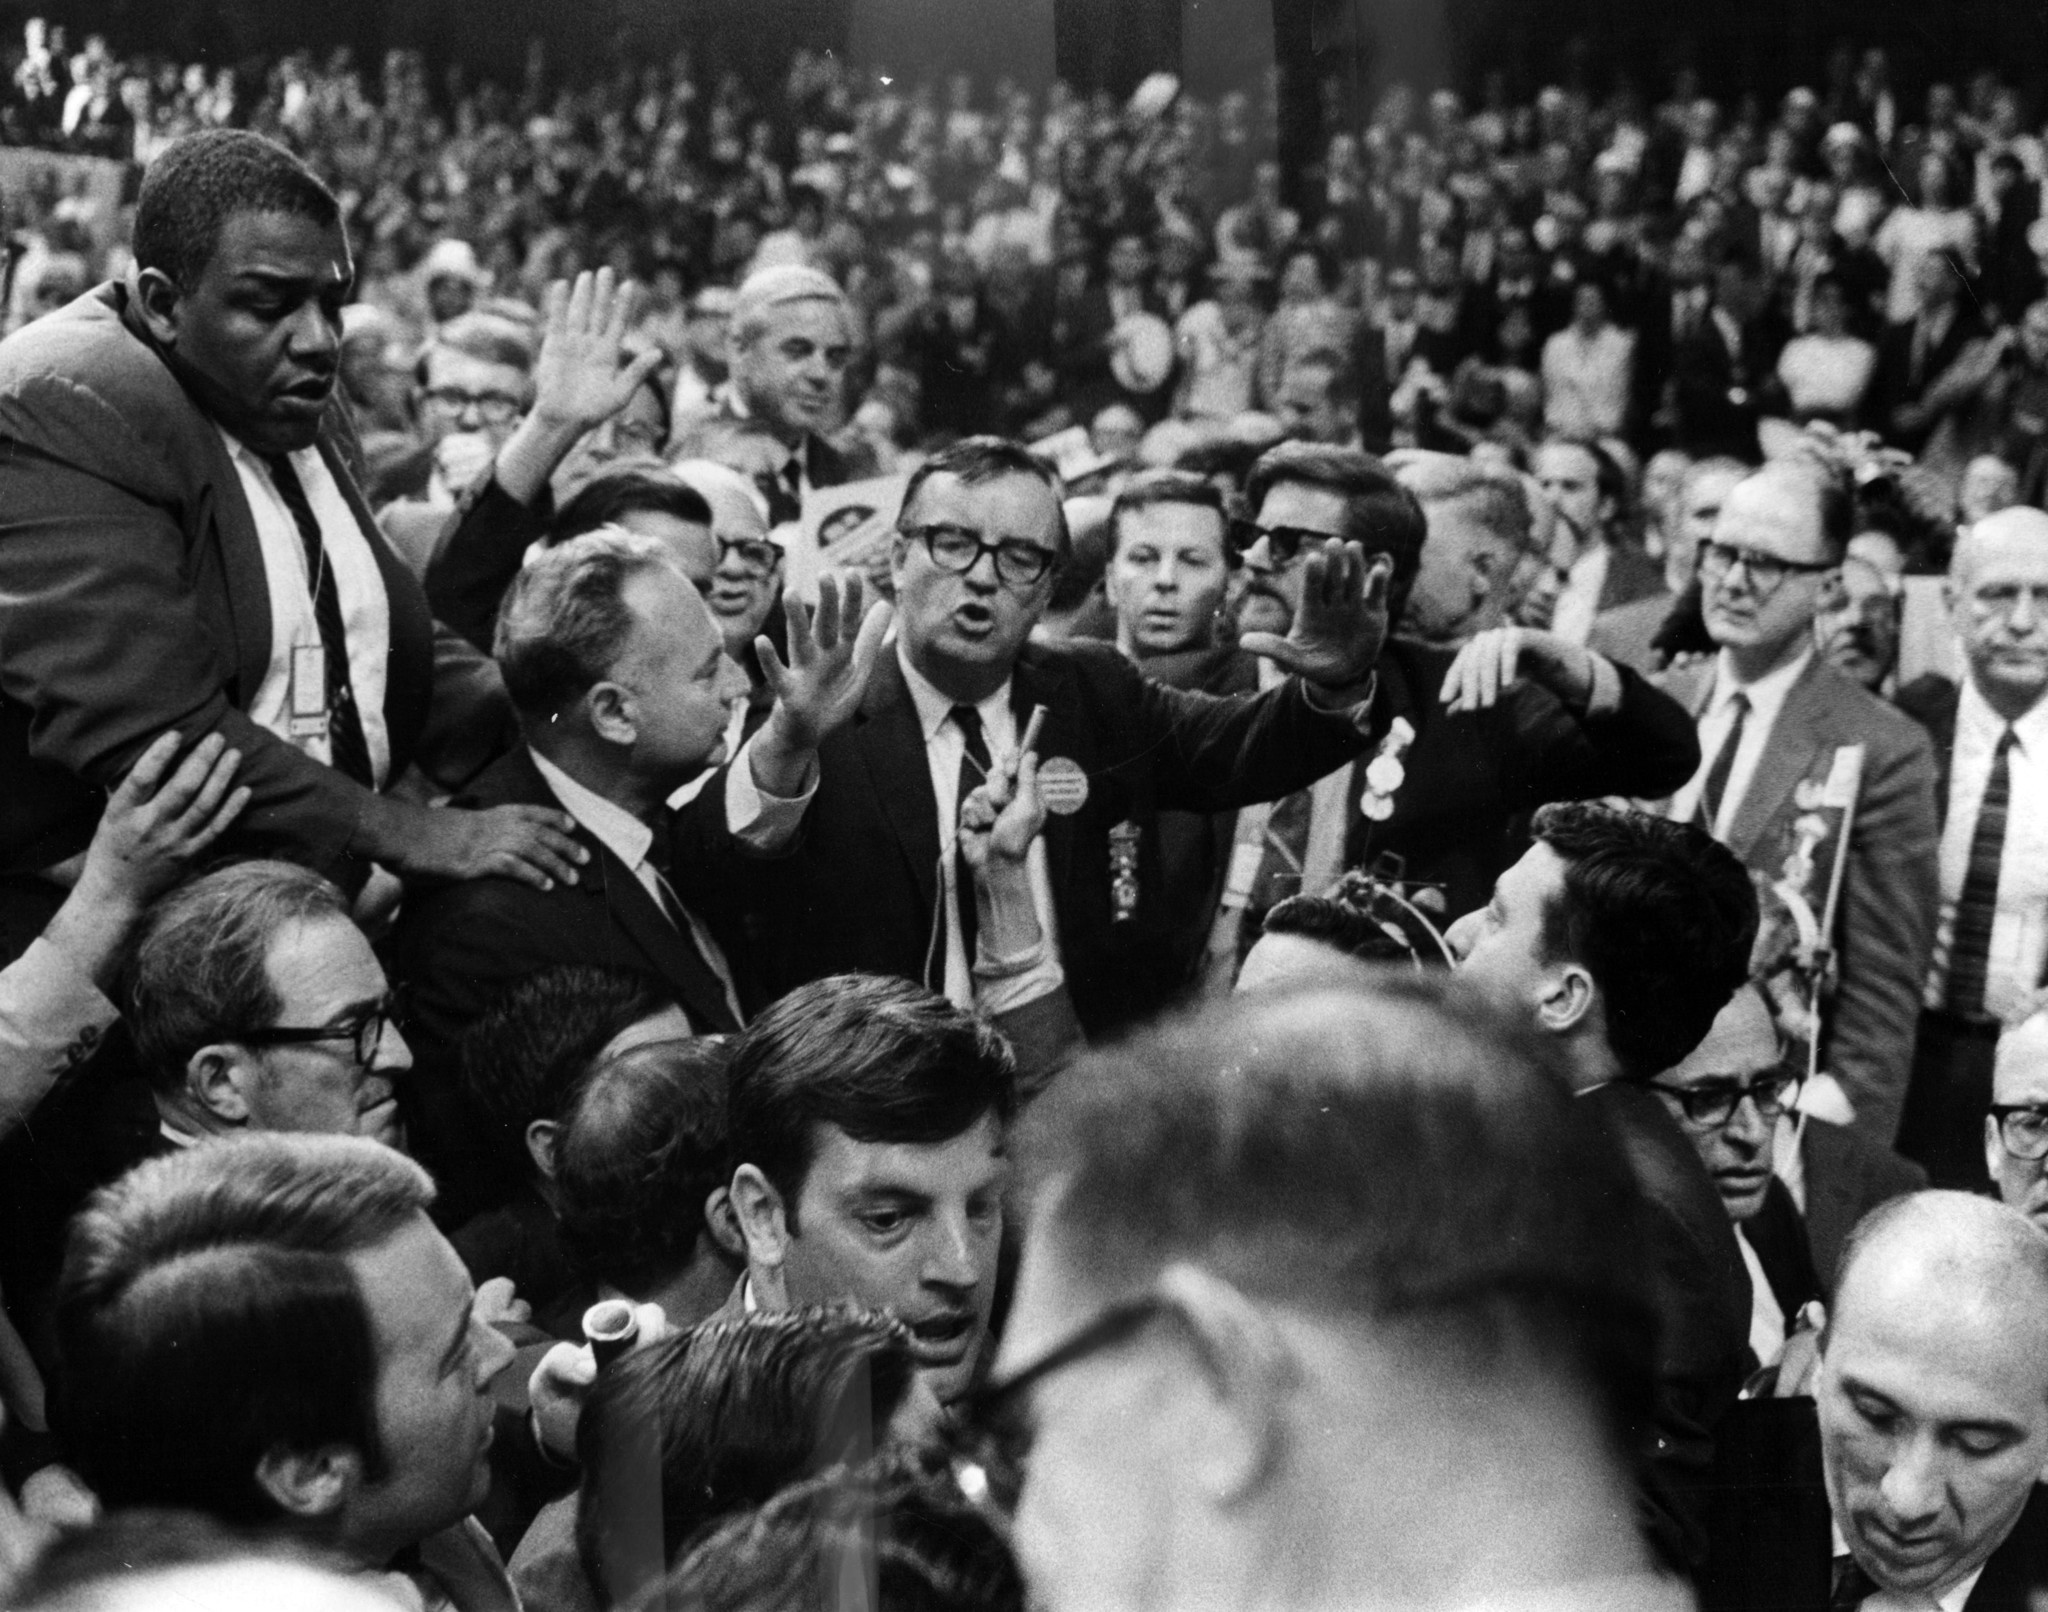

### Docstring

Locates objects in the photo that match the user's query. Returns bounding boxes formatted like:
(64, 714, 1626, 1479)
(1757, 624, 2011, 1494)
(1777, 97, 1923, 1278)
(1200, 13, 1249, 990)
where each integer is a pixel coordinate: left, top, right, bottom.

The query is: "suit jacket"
(1743, 1176, 1824, 1330)
(748, 640, 1377, 1037)
(1600, 543, 1669, 615)
(388, 745, 755, 1220)
(1797, 1115, 1927, 1292)
(1895, 673, 1964, 822)
(712, 396, 878, 526)
(1334, 638, 1701, 922)
(1657, 656, 1941, 1144)
(0, 283, 511, 888)
(1870, 307, 1990, 453)
(1590, 590, 1683, 675)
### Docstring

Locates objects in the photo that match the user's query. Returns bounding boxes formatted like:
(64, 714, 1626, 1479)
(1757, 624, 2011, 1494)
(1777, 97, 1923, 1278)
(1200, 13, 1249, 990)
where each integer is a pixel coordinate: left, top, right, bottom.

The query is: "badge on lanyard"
(288, 642, 331, 742)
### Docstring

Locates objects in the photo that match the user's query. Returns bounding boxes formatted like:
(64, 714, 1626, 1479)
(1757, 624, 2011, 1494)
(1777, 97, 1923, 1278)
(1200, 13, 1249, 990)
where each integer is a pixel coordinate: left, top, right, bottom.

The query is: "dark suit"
(0, 283, 511, 896)
(714, 396, 877, 527)
(1796, 1115, 1927, 1292)
(1894, 674, 2016, 1188)
(1586, 1080, 1753, 1574)
(1638, 291, 1788, 456)
(749, 642, 1376, 1037)
(1330, 638, 1701, 923)
(1598, 543, 1670, 616)
(388, 746, 755, 1219)
(1658, 656, 1941, 1145)
(1870, 306, 1989, 455)
(1590, 590, 1683, 675)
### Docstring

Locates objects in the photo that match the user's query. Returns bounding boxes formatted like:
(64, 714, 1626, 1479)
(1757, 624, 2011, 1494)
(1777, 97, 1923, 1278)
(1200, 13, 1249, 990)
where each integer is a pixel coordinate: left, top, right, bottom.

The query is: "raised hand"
(959, 712, 1048, 874)
(77, 731, 251, 915)
(758, 571, 895, 754)
(1239, 543, 1391, 692)
(1439, 625, 1595, 714)
(529, 267, 667, 438)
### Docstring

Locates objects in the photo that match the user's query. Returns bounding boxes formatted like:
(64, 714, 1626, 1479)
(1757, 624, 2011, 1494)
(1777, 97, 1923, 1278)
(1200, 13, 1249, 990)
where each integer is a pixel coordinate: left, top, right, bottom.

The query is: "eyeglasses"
(901, 522, 1059, 589)
(421, 386, 525, 425)
(235, 995, 403, 1069)
(1229, 519, 1345, 567)
(948, 1294, 1170, 1518)
(1992, 1104, 2048, 1162)
(717, 536, 783, 577)
(1646, 1067, 1803, 1129)
(1697, 539, 1837, 595)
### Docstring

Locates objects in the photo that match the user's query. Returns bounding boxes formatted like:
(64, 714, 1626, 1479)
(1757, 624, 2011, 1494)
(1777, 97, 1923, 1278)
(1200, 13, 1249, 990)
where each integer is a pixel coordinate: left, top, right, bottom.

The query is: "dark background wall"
(3, 0, 2045, 108)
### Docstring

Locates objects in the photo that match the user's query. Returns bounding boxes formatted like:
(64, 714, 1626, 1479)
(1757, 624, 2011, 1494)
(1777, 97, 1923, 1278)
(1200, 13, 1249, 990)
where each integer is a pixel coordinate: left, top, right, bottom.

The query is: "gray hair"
(1398, 455, 1538, 556)
(494, 527, 675, 720)
(128, 860, 351, 1092)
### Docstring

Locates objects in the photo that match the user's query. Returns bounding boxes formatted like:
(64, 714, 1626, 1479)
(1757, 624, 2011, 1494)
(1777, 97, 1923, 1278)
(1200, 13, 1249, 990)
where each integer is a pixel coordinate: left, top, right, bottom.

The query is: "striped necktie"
(1946, 727, 2015, 1017)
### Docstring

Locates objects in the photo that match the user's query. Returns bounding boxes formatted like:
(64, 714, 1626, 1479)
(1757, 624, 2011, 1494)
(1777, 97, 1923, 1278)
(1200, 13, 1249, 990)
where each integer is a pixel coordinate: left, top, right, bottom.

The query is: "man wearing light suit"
(1657, 463, 1940, 1147)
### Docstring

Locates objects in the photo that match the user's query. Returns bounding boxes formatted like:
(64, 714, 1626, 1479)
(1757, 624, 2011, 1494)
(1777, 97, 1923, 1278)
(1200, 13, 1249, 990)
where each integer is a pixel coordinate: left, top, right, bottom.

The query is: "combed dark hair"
(458, 965, 668, 1186)
(1015, 975, 1658, 1453)
(1106, 470, 1233, 562)
(54, 1135, 434, 1524)
(899, 434, 1072, 561)
(132, 129, 340, 290)
(554, 1036, 735, 1295)
(1260, 892, 1412, 964)
(1244, 441, 1429, 608)
(574, 1305, 917, 1604)
(127, 860, 351, 1094)
(553, 467, 714, 547)
(494, 528, 675, 720)
(662, 1457, 1025, 1612)
(1530, 802, 1759, 1080)
(727, 975, 1016, 1223)
(1172, 436, 1266, 494)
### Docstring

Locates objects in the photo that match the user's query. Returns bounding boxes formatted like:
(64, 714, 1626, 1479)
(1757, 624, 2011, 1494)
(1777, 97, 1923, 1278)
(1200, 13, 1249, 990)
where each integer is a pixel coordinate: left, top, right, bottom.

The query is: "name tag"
(288, 642, 329, 740)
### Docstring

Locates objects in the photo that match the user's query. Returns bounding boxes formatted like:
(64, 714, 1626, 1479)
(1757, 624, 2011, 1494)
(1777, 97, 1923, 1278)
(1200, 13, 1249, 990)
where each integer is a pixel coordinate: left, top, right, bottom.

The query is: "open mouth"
(905, 1311, 977, 1363)
(953, 602, 996, 638)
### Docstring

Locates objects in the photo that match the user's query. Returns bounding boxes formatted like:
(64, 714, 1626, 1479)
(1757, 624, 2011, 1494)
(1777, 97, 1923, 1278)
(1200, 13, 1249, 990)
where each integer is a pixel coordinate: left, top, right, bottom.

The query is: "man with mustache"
(1898, 507, 2048, 1187)
(0, 128, 594, 962)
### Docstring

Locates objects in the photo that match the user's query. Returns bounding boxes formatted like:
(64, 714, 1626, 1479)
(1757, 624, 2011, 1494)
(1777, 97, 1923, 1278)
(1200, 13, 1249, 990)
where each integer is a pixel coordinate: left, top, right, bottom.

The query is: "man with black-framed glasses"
(1985, 1012, 2048, 1232)
(1658, 462, 1939, 1153)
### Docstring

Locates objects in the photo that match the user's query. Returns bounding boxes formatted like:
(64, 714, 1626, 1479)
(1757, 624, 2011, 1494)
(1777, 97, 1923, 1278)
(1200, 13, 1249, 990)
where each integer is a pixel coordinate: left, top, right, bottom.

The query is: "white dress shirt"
(1550, 543, 1612, 647)
(1736, 1225, 1787, 1368)
(219, 429, 393, 785)
(1926, 680, 2048, 1022)
(1669, 648, 1815, 837)
(897, 643, 1062, 1009)
(528, 739, 815, 1029)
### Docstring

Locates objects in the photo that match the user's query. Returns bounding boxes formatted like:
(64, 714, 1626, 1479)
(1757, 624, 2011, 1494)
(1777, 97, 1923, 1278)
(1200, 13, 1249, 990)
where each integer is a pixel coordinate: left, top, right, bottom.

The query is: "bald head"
(1949, 506, 2048, 716)
(1834, 1191, 2048, 1343)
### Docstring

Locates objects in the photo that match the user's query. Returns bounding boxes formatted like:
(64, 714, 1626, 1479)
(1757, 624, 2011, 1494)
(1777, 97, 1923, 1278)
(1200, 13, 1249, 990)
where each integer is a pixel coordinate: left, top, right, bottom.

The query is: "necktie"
(1830, 1556, 1877, 1612)
(262, 452, 374, 787)
(951, 705, 994, 977)
(765, 452, 803, 527)
(644, 828, 743, 1032)
(1947, 728, 2015, 1018)
(1696, 692, 1751, 836)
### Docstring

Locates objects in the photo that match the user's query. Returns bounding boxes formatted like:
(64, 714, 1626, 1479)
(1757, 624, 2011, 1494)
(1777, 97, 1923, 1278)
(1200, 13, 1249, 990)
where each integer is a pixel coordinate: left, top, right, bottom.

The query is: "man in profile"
(994, 977, 1677, 1612)
(54, 1134, 519, 1611)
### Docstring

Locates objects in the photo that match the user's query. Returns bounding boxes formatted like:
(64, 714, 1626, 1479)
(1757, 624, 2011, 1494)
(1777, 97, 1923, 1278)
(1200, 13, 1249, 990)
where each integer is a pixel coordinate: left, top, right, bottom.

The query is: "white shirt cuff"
(973, 940, 1067, 1017)
(724, 730, 817, 852)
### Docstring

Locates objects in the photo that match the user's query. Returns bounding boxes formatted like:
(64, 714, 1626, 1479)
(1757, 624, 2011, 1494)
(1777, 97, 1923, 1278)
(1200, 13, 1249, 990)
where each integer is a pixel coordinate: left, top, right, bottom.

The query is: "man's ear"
(525, 1119, 559, 1182)
(1987, 1114, 2005, 1195)
(584, 682, 637, 747)
(1535, 962, 1598, 1037)
(704, 1186, 747, 1263)
(132, 267, 184, 348)
(254, 1443, 361, 1522)
(728, 1164, 792, 1305)
(186, 1046, 257, 1126)
(1153, 1263, 1294, 1508)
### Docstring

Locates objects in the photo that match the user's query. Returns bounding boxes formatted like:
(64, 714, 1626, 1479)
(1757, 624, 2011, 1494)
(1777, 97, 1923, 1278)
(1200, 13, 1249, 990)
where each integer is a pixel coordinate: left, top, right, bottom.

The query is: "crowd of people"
(6, 18, 2048, 1612)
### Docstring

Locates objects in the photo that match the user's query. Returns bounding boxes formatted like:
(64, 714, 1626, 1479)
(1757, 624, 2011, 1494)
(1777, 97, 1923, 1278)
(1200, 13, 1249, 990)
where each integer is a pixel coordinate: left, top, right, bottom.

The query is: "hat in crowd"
(421, 238, 490, 288)
(732, 264, 847, 331)
(689, 285, 738, 318)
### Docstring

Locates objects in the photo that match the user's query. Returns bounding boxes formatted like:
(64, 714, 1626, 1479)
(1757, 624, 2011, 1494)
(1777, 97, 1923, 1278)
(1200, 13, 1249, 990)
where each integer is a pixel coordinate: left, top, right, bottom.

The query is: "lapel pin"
(1037, 756, 1090, 815)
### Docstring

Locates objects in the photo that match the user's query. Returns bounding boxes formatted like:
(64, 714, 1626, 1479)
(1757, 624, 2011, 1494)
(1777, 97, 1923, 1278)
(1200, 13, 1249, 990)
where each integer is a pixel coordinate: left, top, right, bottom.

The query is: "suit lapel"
(318, 429, 432, 743)
(1726, 659, 1826, 861)
(854, 656, 943, 924)
(1012, 649, 1080, 901)
(196, 430, 273, 705)
(592, 847, 739, 1033)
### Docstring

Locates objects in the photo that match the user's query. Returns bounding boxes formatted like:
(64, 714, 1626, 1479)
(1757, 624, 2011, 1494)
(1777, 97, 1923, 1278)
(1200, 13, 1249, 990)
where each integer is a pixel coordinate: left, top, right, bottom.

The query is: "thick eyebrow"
(228, 263, 354, 296)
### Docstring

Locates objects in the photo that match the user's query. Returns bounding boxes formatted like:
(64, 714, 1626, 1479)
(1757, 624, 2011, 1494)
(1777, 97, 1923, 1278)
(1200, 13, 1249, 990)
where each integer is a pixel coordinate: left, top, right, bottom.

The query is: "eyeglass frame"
(1229, 519, 1348, 568)
(716, 535, 784, 577)
(419, 385, 526, 426)
(1696, 538, 1838, 599)
(899, 521, 1062, 589)
(1991, 1103, 2048, 1162)
(232, 993, 404, 1070)
(1645, 1064, 1804, 1130)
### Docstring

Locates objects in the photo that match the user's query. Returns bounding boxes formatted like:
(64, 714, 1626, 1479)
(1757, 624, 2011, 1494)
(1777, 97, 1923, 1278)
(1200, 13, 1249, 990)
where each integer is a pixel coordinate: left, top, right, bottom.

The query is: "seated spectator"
(1542, 279, 1636, 441)
(1536, 437, 1664, 644)
(1960, 453, 2023, 525)
(1589, 455, 1750, 673)
(662, 1459, 1023, 1612)
(1813, 553, 1901, 692)
(53, 1135, 519, 1609)
(551, 1035, 741, 1332)
(450, 965, 676, 1331)
(1270, 347, 1362, 447)
(511, 1306, 928, 1612)
(1450, 801, 1758, 1569)
(991, 974, 1664, 1612)
(725, 974, 1016, 1404)
(1774, 272, 1878, 426)
(1871, 252, 1994, 457)
(1171, 254, 1268, 425)
(1985, 1013, 2048, 1233)
(389, 534, 885, 1220)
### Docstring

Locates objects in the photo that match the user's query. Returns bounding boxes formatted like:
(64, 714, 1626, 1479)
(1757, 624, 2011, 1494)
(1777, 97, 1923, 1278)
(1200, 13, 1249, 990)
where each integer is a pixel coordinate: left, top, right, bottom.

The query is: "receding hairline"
(1834, 1191, 2048, 1343)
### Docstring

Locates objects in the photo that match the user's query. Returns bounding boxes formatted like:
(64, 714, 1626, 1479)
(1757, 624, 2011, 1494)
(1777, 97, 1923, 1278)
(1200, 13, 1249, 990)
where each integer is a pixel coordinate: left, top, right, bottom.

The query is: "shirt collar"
(896, 639, 1012, 744)
(1829, 1525, 1988, 1612)
(1713, 643, 1813, 725)
(528, 748, 653, 871)
(1960, 673, 2048, 757)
